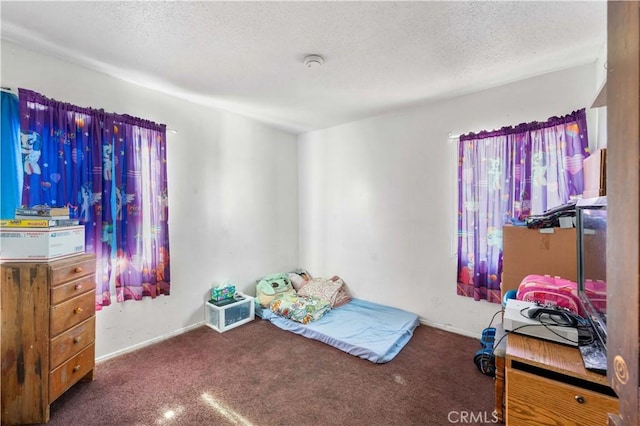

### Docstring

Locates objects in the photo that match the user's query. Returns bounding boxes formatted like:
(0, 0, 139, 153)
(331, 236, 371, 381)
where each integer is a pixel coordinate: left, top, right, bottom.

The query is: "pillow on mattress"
(288, 269, 312, 291)
(288, 273, 308, 291)
(256, 273, 295, 308)
(269, 293, 331, 324)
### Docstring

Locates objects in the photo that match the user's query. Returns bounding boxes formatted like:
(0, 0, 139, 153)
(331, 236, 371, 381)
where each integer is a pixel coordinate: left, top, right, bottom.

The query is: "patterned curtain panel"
(18, 89, 170, 308)
(457, 109, 589, 303)
(111, 115, 170, 302)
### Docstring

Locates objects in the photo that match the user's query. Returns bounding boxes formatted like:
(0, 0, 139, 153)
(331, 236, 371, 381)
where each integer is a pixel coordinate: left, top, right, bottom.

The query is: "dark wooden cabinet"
(606, 1, 640, 424)
(1, 254, 96, 424)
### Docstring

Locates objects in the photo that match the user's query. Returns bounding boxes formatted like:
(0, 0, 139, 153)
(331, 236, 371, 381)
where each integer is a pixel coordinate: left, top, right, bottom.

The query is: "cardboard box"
(0, 226, 85, 262)
(501, 226, 577, 296)
(583, 148, 606, 198)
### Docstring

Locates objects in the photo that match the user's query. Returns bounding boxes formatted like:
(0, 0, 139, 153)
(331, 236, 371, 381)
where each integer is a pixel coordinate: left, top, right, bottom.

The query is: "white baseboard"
(96, 321, 205, 364)
(418, 317, 482, 340)
(96, 318, 480, 363)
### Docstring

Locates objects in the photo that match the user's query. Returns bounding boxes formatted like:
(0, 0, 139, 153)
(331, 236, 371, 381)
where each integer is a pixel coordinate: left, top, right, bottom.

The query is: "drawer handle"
(74, 284, 83, 290)
(73, 336, 82, 344)
(574, 395, 585, 404)
(74, 267, 83, 273)
(73, 365, 81, 372)
(74, 307, 83, 314)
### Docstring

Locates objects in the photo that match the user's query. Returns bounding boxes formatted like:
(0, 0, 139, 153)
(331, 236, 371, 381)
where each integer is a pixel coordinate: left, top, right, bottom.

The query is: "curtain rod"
(2, 86, 178, 134)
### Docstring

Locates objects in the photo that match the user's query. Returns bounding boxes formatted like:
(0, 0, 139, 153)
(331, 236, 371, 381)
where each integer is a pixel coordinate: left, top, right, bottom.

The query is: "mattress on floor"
(258, 298, 419, 363)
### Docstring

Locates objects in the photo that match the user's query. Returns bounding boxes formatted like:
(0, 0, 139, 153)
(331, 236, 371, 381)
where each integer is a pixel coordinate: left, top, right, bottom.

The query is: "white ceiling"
(1, 1, 606, 134)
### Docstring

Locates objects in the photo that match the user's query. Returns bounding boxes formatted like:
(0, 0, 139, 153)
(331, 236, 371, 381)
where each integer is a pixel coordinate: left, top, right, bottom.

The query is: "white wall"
(298, 63, 597, 338)
(1, 38, 600, 355)
(1, 40, 299, 360)
(593, 41, 608, 150)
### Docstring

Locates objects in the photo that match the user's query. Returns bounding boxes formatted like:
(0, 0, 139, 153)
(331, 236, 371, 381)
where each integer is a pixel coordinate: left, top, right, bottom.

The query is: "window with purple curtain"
(457, 109, 589, 303)
(18, 89, 170, 309)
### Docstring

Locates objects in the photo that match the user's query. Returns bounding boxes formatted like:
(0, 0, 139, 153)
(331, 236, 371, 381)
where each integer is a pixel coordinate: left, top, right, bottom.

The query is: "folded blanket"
(297, 276, 351, 308)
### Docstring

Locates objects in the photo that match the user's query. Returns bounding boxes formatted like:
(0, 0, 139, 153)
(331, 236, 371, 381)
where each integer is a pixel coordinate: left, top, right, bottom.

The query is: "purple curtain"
(112, 115, 170, 301)
(18, 89, 170, 308)
(457, 109, 589, 302)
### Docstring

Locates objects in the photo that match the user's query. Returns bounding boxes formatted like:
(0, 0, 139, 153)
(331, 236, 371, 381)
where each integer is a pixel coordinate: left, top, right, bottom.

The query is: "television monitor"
(576, 196, 608, 371)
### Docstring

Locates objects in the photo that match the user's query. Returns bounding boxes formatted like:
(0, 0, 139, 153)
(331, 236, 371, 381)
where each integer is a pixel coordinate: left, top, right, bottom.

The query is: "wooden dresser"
(495, 226, 578, 421)
(1, 254, 96, 424)
(506, 333, 618, 425)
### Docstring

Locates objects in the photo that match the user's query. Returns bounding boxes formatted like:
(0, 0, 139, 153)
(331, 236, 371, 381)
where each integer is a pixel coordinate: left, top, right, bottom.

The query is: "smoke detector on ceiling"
(304, 54, 324, 68)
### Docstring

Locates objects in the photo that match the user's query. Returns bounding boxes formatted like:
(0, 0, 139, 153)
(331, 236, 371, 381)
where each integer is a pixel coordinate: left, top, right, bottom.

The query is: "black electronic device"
(526, 305, 580, 327)
(575, 196, 608, 373)
(578, 337, 608, 374)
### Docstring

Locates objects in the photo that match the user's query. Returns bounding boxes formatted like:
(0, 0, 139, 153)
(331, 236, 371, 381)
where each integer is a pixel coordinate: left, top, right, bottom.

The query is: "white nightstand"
(204, 293, 255, 333)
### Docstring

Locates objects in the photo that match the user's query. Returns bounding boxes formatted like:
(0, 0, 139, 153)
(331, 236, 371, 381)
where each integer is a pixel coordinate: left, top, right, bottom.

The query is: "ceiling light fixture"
(304, 54, 324, 68)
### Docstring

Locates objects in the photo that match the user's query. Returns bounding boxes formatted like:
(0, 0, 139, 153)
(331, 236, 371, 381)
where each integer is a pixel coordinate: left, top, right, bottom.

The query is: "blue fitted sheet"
(258, 298, 419, 363)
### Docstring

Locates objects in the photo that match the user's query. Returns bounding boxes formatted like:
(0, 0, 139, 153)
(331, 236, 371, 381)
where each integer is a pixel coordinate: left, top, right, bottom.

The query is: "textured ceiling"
(1, 1, 606, 134)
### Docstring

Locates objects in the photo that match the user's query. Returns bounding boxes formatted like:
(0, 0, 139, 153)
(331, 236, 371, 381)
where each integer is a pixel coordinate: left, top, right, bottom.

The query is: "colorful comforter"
(270, 293, 332, 324)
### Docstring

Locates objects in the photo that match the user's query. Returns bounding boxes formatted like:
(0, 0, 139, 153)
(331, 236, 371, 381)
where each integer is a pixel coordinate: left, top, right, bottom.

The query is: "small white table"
(204, 293, 255, 333)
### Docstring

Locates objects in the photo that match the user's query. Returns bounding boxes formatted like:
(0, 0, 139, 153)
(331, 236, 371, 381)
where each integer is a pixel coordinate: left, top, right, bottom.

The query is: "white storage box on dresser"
(1, 253, 96, 425)
(0, 225, 85, 262)
(205, 293, 255, 332)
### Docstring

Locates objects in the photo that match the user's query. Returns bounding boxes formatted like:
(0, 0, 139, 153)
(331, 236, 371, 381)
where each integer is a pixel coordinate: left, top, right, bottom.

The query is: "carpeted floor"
(44, 320, 495, 425)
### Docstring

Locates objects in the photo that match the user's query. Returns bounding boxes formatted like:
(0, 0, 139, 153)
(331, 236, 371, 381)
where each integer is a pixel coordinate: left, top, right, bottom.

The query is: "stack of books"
(1, 206, 80, 228)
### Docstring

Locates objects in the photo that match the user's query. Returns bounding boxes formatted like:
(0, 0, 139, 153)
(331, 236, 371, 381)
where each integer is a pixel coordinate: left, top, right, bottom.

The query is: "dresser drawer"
(506, 368, 618, 425)
(50, 255, 96, 287)
(50, 291, 95, 336)
(50, 316, 95, 370)
(49, 343, 95, 403)
(51, 274, 95, 305)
